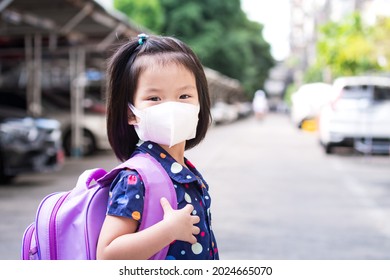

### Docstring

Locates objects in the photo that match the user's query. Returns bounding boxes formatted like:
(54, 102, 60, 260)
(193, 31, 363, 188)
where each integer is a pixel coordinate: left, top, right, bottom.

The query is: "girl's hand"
(160, 197, 200, 244)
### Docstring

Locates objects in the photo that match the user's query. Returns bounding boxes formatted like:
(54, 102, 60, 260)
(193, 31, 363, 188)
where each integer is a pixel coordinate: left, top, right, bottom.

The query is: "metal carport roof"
(0, 0, 145, 51)
(0, 0, 148, 156)
(0, 0, 245, 156)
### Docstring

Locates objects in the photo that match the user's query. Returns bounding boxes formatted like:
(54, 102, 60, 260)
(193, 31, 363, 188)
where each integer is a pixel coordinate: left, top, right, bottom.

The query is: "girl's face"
(132, 62, 199, 110)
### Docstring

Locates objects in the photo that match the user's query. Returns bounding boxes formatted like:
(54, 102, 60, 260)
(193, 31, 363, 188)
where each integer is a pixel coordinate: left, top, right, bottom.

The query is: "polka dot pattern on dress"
(131, 211, 141, 221)
(191, 243, 203, 255)
(127, 175, 138, 185)
(108, 141, 219, 260)
(184, 193, 192, 203)
(171, 162, 183, 174)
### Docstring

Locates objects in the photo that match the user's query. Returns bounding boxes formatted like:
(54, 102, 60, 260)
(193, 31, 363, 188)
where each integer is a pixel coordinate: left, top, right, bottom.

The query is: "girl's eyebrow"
(142, 85, 196, 93)
(177, 85, 197, 91)
(144, 87, 161, 93)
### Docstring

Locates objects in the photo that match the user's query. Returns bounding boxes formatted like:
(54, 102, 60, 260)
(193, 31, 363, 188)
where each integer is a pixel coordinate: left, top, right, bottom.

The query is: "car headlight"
(35, 118, 62, 142)
(0, 119, 39, 143)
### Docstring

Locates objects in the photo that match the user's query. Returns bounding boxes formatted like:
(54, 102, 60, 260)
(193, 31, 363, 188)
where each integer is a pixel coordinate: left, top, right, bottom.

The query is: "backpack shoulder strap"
(122, 153, 177, 227)
(98, 153, 177, 260)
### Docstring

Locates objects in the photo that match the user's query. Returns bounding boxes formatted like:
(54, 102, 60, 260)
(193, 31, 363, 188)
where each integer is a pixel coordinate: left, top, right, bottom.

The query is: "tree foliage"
(114, 0, 275, 99)
(371, 16, 390, 71)
(316, 12, 385, 79)
(114, 0, 164, 32)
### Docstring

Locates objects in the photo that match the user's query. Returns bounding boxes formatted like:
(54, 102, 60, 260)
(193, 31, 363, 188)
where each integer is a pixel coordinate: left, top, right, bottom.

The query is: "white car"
(290, 83, 333, 128)
(318, 76, 390, 154)
(211, 101, 239, 125)
(43, 95, 110, 156)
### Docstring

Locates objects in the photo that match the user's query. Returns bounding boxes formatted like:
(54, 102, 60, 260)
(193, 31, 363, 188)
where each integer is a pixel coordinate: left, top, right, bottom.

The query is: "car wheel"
(324, 144, 334, 154)
(0, 157, 15, 184)
(63, 129, 96, 156)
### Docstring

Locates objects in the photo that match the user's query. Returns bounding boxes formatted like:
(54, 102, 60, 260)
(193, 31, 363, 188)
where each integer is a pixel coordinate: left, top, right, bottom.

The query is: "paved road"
(1, 113, 390, 260)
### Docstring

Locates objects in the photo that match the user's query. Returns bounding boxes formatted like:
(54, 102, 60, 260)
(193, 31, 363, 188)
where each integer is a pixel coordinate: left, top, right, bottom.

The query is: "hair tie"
(138, 33, 148, 45)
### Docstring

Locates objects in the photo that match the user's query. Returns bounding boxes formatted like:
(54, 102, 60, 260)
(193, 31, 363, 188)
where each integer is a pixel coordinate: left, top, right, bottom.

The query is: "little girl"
(96, 34, 219, 260)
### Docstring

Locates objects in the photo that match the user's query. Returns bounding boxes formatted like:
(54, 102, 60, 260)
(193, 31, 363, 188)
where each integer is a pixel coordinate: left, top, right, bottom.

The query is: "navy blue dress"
(107, 141, 219, 260)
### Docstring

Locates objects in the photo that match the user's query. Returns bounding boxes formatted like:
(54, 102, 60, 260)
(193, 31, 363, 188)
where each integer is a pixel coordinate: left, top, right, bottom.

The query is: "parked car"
(236, 101, 253, 119)
(211, 101, 239, 125)
(318, 76, 390, 154)
(0, 106, 64, 183)
(0, 90, 110, 156)
(42, 93, 110, 156)
(290, 83, 333, 129)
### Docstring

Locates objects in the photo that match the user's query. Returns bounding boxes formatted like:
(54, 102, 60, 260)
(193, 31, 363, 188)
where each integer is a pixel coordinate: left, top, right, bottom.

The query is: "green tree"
(114, 0, 164, 32)
(316, 12, 380, 78)
(372, 16, 390, 71)
(113, 0, 274, 99)
(159, 0, 274, 98)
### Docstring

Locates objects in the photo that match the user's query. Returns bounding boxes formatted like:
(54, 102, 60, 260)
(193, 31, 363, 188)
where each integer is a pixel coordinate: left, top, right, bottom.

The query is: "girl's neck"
(159, 142, 186, 166)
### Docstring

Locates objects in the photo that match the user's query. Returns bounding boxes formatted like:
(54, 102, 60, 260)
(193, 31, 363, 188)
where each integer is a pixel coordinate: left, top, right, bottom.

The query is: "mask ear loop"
(128, 104, 139, 114)
(128, 104, 140, 125)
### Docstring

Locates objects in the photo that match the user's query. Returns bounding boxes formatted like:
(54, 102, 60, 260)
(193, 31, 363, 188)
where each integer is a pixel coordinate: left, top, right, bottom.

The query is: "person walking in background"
(252, 89, 269, 120)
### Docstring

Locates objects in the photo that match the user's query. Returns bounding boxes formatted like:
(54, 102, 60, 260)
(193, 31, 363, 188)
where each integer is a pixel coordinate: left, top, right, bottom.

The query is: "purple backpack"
(21, 153, 177, 260)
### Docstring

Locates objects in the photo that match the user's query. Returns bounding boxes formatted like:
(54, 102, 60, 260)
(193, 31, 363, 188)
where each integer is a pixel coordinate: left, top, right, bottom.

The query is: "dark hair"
(106, 35, 211, 162)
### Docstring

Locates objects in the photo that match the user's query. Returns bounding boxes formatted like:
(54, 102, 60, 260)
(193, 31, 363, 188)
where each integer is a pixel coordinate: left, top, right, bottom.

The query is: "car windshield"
(373, 86, 390, 101)
(341, 85, 371, 100)
(341, 84, 390, 101)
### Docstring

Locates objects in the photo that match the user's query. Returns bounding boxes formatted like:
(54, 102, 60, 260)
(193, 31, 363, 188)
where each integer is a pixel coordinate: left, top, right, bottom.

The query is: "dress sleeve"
(107, 169, 145, 223)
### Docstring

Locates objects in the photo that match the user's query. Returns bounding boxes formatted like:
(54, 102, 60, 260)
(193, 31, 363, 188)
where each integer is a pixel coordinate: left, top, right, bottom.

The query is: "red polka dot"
(184, 183, 189, 189)
(186, 160, 195, 168)
(200, 231, 205, 237)
(127, 175, 137, 185)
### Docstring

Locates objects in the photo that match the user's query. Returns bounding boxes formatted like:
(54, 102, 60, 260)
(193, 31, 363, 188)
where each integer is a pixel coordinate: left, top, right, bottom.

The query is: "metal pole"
(24, 34, 42, 117)
(69, 47, 85, 157)
(25, 35, 34, 116)
(32, 33, 42, 117)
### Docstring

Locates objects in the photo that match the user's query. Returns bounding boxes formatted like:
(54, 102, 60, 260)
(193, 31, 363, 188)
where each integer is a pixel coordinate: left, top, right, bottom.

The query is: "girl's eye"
(180, 94, 191, 99)
(148, 96, 161, 101)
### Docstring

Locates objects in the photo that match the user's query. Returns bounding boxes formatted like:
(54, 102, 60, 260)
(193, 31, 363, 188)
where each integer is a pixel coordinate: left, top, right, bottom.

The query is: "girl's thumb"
(160, 197, 172, 213)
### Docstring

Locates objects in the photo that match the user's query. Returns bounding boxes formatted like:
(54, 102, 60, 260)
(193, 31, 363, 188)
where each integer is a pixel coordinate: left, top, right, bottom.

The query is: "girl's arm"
(96, 197, 200, 260)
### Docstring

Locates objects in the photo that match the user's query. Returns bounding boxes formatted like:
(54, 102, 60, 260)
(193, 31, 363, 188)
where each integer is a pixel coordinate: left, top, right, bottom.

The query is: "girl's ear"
(127, 107, 138, 125)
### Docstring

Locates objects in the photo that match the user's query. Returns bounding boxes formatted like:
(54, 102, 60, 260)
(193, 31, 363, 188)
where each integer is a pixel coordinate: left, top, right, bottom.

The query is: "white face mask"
(129, 102, 200, 147)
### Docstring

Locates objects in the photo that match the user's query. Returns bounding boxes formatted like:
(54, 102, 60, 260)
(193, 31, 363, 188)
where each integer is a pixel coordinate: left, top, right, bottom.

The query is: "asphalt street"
(1, 113, 390, 260)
